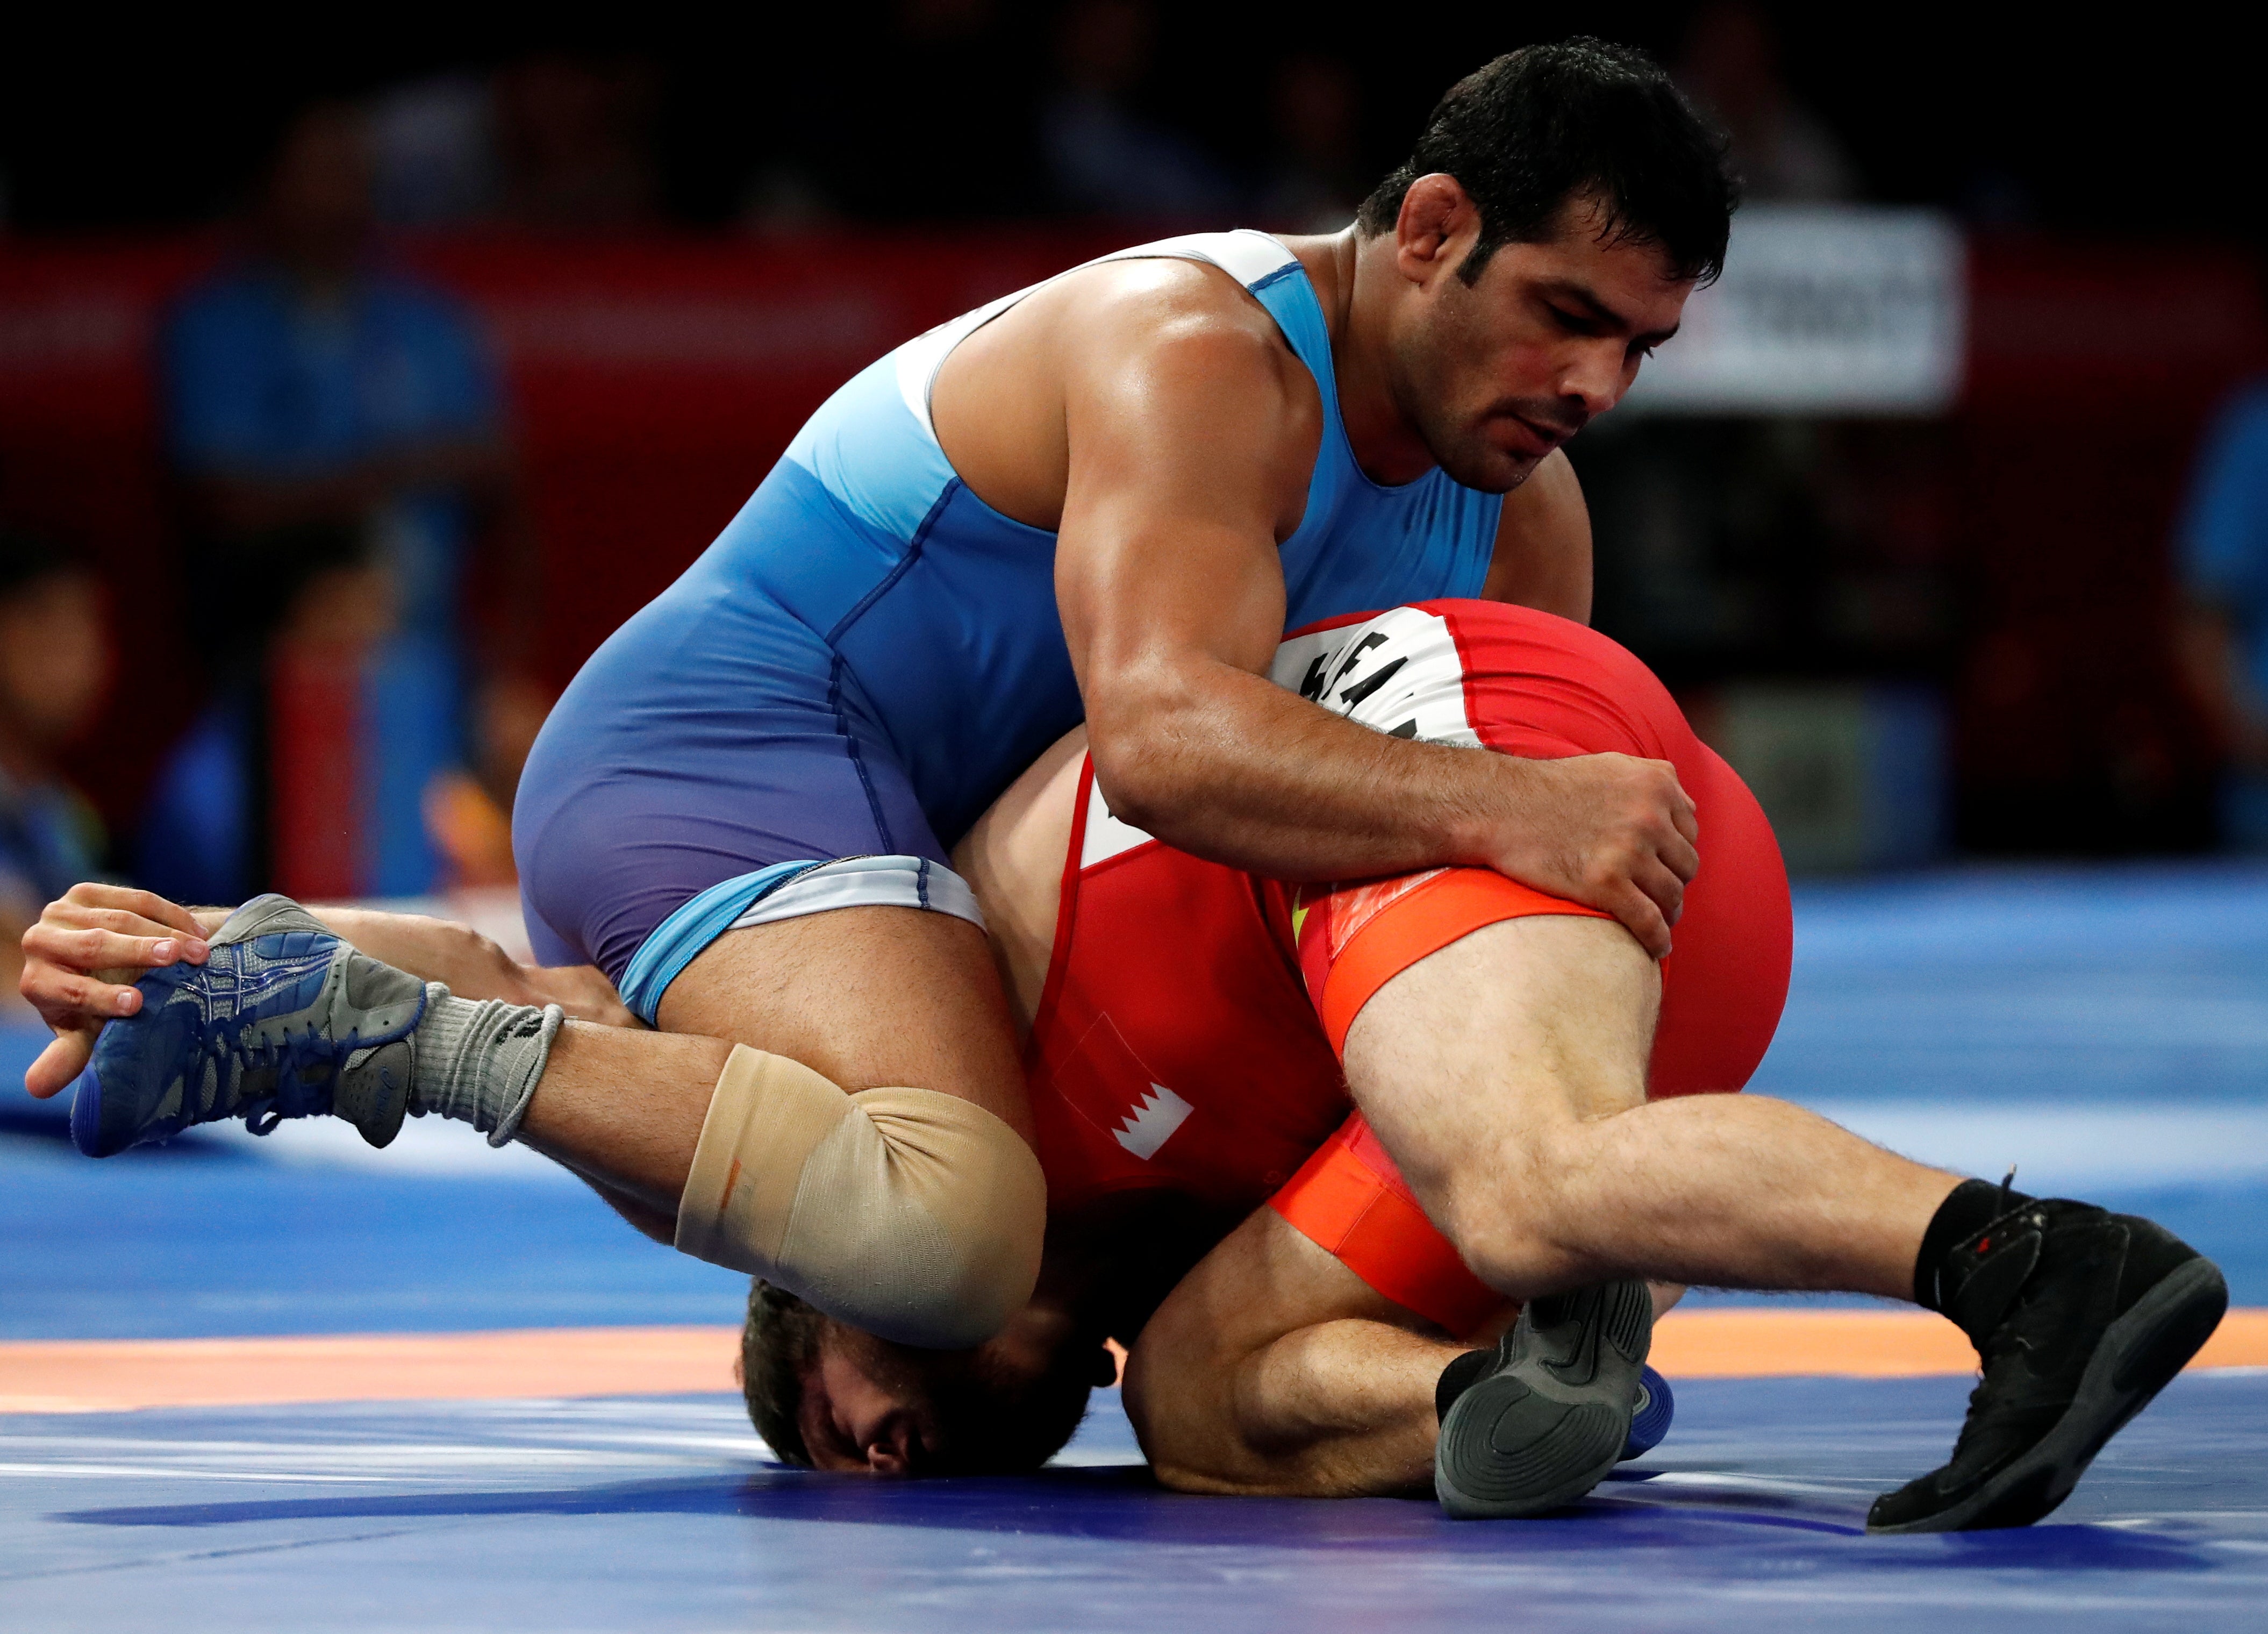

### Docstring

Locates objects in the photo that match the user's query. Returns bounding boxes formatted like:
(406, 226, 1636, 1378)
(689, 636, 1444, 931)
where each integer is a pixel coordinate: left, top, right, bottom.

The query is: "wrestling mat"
(5, 864, 2265, 1631)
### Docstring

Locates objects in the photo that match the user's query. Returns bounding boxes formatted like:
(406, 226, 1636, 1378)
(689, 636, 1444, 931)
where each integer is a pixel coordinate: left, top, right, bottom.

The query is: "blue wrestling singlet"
(513, 230, 1505, 1015)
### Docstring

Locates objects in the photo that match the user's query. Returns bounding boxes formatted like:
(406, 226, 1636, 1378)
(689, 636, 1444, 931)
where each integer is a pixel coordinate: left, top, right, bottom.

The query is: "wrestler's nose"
(865, 1410, 922, 1476)
(1559, 341, 1626, 420)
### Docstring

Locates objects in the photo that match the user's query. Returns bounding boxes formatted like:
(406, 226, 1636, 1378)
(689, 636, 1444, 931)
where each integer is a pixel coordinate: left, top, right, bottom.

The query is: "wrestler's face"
(1393, 190, 1693, 493)
(798, 1330, 942, 1475)
(796, 1307, 1113, 1476)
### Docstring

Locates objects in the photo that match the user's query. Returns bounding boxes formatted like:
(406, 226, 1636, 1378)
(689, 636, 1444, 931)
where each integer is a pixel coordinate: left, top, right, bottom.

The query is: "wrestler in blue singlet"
(513, 231, 1504, 1019)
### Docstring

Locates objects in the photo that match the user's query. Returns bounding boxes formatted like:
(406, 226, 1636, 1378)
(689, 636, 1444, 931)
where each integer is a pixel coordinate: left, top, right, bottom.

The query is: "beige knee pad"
(675, 1045, 1046, 1348)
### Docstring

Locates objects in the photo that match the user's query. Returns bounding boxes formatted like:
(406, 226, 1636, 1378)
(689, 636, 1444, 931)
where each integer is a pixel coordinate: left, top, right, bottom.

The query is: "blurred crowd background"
(3, 1, 2265, 1003)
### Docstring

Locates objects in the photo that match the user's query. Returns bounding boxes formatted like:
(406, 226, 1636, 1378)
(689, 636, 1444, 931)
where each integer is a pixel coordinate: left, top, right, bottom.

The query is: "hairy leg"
(16, 886, 1035, 1285)
(1124, 1205, 1463, 1497)
(1345, 916, 1959, 1302)
(503, 904, 1030, 1219)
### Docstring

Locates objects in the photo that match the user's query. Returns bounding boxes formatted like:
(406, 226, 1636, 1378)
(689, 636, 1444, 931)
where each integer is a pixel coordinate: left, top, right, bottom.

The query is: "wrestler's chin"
(1433, 439, 1544, 495)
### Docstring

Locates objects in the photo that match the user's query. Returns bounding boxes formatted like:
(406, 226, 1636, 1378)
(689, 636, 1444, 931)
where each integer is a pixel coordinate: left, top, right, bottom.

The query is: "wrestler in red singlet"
(1025, 600, 1793, 1334)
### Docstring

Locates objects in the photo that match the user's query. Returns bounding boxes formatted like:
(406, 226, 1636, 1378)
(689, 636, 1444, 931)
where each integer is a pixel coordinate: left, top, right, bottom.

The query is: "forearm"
(208, 902, 633, 1026)
(1135, 1316, 1455, 1497)
(305, 907, 540, 1004)
(180, 903, 518, 1000)
(1089, 655, 1503, 881)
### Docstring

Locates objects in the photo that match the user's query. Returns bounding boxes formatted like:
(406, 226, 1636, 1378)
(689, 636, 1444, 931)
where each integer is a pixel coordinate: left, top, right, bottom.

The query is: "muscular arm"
(1124, 1205, 1468, 1497)
(1052, 274, 1693, 952)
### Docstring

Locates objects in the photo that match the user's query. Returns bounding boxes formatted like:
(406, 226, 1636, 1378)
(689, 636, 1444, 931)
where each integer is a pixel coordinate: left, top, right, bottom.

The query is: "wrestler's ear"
(1393, 173, 1476, 282)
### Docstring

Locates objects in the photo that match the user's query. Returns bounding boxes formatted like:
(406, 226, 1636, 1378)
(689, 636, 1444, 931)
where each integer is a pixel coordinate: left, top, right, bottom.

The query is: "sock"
(407, 986, 566, 1147)
(1913, 1175, 2035, 1311)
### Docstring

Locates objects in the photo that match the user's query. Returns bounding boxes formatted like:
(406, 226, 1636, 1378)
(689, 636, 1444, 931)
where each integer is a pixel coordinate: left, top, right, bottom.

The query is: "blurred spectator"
(2174, 381, 2268, 848)
(365, 55, 663, 233)
(367, 72, 502, 229)
(495, 54, 661, 232)
(0, 532, 113, 1009)
(1255, 55, 1368, 231)
(1675, 1, 1858, 202)
(137, 524, 400, 907)
(156, 100, 525, 901)
(424, 670, 556, 889)
(1041, 0, 1234, 218)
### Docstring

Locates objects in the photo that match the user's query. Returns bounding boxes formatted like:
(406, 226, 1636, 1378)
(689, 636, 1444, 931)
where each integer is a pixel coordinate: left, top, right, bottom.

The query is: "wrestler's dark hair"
(740, 1281, 1096, 1475)
(741, 1281, 826, 1467)
(1357, 39, 1736, 287)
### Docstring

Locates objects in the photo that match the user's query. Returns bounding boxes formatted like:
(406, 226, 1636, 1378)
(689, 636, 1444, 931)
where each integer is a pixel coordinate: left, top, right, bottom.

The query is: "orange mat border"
(1652, 1306, 2268, 1378)
(0, 1325, 738, 1414)
(1, 1310, 2262, 1415)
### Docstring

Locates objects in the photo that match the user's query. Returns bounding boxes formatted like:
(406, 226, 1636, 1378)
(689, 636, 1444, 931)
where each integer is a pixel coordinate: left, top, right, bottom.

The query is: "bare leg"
(1125, 1206, 1462, 1497)
(506, 903, 1029, 1218)
(1345, 916, 1961, 1303)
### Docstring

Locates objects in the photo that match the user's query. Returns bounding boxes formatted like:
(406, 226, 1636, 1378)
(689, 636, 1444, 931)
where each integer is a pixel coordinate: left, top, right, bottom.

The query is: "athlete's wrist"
(1453, 752, 1547, 874)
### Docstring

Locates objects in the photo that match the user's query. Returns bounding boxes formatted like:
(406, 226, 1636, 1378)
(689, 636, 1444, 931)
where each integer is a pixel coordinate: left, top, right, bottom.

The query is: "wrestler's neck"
(1283, 226, 1437, 489)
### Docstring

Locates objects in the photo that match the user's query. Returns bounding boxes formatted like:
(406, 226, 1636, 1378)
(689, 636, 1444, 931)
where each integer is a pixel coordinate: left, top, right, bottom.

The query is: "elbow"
(810, 1093, 1049, 1352)
(1083, 672, 1201, 838)
(1085, 743, 1175, 838)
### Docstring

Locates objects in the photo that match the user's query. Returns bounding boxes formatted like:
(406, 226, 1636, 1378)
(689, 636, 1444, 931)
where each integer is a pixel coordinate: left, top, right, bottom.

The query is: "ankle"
(410, 988, 566, 1146)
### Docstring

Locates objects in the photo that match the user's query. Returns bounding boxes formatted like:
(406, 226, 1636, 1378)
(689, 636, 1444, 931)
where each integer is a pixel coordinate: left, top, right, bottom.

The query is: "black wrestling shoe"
(1866, 1200, 2227, 1534)
(1434, 1278, 1652, 1519)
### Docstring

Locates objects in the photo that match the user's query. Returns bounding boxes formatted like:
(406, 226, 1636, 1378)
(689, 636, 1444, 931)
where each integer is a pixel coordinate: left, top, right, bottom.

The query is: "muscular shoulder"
(936, 255, 1321, 534)
(1055, 259, 1315, 425)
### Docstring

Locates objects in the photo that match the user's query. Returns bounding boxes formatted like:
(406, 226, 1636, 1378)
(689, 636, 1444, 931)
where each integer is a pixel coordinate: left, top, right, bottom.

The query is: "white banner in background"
(1622, 205, 1966, 415)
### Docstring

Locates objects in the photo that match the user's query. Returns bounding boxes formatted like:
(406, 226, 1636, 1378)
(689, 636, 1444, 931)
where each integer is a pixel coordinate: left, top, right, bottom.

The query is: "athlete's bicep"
(1480, 449, 1593, 623)
(1054, 308, 1318, 696)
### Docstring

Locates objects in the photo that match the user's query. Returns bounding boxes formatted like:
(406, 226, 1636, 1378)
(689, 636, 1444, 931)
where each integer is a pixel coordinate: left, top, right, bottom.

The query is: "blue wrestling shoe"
(1621, 1365, 1674, 1460)
(69, 895, 428, 1157)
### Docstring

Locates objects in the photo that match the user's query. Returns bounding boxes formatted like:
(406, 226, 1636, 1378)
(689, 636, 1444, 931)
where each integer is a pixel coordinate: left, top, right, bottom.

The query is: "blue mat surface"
(6, 1375, 2266, 1632)
(4, 863, 2265, 1629)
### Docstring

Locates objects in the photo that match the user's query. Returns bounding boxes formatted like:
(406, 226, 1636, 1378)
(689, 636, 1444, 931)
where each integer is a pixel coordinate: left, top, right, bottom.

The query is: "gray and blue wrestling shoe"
(1622, 1365, 1676, 1461)
(69, 894, 428, 1157)
(1433, 1355, 1674, 1464)
(1433, 1278, 1655, 1519)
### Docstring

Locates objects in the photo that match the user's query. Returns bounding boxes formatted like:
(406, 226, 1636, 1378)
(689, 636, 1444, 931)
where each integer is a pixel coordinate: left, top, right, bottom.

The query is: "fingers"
(1631, 760, 1699, 883)
(1629, 854, 1686, 931)
(24, 1029, 96, 1100)
(1604, 881, 1673, 960)
(1668, 778, 1700, 848)
(23, 918, 206, 976)
(21, 964, 143, 1022)
(59, 882, 210, 945)
(1657, 825, 1699, 888)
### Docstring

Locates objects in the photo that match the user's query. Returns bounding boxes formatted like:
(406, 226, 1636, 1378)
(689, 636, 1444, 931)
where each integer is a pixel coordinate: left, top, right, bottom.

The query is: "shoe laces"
(183, 964, 363, 1132)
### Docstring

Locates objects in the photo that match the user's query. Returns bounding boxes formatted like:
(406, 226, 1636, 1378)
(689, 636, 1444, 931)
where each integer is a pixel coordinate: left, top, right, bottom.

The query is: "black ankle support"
(1914, 1177, 2035, 1311)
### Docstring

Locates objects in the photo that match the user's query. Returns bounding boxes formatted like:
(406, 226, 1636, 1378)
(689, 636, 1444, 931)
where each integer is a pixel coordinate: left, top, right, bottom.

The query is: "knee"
(1435, 1124, 1596, 1298)
(786, 1089, 1048, 1346)
(676, 1047, 1046, 1348)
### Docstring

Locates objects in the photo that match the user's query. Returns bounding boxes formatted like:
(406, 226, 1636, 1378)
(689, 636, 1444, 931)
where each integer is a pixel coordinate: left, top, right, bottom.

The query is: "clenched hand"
(1484, 753, 1699, 958)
